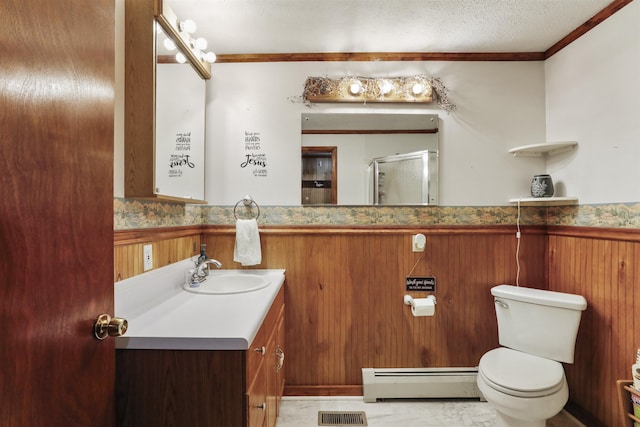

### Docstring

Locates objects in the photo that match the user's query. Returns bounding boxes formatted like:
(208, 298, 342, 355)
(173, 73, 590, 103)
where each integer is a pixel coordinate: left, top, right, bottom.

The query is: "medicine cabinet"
(124, 0, 210, 203)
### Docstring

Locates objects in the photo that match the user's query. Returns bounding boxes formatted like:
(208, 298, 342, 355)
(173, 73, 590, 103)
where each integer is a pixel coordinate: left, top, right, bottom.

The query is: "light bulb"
(175, 52, 187, 64)
(180, 19, 197, 34)
(349, 80, 362, 95)
(163, 38, 176, 51)
(194, 37, 207, 50)
(203, 51, 217, 63)
(412, 83, 424, 95)
(379, 80, 393, 95)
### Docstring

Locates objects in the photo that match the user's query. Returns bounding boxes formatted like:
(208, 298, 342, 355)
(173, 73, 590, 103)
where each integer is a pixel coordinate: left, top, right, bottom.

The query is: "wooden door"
(0, 0, 116, 426)
(301, 147, 337, 204)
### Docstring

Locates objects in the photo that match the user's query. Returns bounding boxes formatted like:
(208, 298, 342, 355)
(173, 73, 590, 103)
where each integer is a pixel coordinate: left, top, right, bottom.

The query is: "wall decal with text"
(168, 131, 196, 178)
(242, 131, 268, 177)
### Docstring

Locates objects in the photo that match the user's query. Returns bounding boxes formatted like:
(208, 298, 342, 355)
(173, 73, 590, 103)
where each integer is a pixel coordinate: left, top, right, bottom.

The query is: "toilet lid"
(479, 348, 565, 397)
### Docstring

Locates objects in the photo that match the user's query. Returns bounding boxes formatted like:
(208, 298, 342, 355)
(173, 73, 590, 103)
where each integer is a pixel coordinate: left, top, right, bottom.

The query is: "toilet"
(477, 284, 587, 427)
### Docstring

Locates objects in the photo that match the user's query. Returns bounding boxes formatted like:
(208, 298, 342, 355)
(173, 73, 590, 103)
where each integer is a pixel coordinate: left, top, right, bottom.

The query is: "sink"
(183, 273, 271, 294)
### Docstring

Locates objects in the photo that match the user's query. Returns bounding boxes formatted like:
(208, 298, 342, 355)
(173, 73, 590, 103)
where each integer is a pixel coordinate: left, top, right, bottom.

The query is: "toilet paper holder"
(404, 294, 436, 306)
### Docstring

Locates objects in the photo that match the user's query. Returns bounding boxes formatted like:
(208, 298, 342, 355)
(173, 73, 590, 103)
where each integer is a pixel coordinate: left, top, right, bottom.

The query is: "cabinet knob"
(255, 402, 266, 411)
(254, 346, 266, 355)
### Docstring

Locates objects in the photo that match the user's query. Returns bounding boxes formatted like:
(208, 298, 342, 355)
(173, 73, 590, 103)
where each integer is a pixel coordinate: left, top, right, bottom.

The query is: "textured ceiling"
(167, 0, 614, 55)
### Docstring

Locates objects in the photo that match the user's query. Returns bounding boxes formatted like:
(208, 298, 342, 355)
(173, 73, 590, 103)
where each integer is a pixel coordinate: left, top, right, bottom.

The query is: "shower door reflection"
(371, 150, 438, 205)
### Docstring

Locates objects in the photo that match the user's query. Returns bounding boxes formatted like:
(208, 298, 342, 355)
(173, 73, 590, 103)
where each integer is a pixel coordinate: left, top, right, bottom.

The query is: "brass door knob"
(94, 314, 128, 340)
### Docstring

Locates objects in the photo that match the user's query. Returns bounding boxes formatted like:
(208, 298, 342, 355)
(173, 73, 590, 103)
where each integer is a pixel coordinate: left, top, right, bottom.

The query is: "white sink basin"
(183, 273, 271, 295)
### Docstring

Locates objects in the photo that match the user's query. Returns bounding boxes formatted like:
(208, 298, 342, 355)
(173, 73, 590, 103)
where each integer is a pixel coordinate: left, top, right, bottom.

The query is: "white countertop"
(114, 259, 285, 350)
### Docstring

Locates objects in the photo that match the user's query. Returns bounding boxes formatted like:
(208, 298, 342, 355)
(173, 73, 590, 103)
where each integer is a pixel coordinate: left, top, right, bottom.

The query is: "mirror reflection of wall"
(301, 113, 439, 206)
(155, 63, 206, 200)
(153, 18, 207, 201)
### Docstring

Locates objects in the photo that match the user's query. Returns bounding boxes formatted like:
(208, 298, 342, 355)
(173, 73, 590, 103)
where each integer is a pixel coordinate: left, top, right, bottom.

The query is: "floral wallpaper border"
(114, 198, 640, 231)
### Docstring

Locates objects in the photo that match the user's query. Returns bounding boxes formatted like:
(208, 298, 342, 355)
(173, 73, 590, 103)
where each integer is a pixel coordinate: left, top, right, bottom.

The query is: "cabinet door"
(276, 308, 286, 414)
(265, 324, 278, 427)
(247, 362, 267, 427)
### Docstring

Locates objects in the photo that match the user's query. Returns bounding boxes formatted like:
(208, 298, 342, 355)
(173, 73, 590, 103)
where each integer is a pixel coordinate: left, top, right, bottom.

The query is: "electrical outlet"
(143, 244, 153, 271)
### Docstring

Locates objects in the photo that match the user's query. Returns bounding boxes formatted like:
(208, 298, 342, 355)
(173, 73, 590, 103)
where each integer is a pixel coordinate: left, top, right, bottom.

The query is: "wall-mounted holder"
(404, 294, 436, 317)
(412, 233, 426, 252)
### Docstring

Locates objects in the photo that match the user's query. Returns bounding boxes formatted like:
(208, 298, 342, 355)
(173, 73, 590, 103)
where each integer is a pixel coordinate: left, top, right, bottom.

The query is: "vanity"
(115, 261, 286, 427)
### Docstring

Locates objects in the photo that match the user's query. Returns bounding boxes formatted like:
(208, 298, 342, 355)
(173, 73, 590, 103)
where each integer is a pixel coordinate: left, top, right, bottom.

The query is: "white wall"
(205, 61, 547, 206)
(114, 4, 638, 207)
(545, 1, 640, 204)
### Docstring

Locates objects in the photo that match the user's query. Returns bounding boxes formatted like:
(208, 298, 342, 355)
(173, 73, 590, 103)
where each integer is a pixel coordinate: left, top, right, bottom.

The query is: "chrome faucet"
(199, 258, 222, 272)
(189, 258, 222, 287)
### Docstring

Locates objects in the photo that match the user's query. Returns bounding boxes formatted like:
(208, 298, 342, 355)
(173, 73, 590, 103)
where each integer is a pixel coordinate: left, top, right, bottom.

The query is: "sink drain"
(318, 411, 368, 426)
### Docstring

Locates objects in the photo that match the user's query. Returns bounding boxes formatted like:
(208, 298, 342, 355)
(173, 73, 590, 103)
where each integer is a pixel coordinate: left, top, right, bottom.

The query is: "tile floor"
(277, 397, 585, 427)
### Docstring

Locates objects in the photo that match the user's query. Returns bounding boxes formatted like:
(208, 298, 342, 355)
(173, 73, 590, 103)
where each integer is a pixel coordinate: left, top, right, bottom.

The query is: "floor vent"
(318, 411, 368, 426)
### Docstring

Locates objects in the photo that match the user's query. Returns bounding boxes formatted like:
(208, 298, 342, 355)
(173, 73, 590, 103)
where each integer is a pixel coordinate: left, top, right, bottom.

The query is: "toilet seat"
(478, 348, 565, 398)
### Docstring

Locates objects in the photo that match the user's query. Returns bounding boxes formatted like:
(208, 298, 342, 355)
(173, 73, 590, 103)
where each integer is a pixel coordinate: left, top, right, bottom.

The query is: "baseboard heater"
(361, 367, 483, 403)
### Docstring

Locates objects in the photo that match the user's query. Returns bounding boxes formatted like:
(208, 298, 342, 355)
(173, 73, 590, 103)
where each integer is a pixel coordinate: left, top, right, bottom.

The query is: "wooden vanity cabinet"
(116, 287, 285, 427)
(247, 288, 285, 427)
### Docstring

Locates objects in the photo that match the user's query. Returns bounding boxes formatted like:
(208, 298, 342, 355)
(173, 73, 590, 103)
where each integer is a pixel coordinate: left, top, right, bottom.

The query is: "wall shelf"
(509, 197, 578, 206)
(509, 141, 578, 157)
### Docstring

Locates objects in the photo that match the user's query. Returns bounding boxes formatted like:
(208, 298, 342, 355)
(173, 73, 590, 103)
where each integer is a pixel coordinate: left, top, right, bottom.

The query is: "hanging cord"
(408, 254, 424, 276)
(515, 198, 522, 286)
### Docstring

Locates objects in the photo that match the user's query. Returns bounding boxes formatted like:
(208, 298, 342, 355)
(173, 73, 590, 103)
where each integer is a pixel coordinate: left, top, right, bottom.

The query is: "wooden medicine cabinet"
(124, 0, 210, 203)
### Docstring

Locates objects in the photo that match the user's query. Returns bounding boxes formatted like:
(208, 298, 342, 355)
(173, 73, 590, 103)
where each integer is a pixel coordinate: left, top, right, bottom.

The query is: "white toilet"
(477, 284, 587, 427)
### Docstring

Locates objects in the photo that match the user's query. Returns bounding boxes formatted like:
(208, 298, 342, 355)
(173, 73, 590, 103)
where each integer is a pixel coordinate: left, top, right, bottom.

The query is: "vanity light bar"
(304, 76, 434, 103)
(154, 0, 212, 79)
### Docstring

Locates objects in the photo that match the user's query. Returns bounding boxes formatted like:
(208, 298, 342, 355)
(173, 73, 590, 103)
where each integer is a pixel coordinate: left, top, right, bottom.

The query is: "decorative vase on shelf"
(531, 174, 554, 198)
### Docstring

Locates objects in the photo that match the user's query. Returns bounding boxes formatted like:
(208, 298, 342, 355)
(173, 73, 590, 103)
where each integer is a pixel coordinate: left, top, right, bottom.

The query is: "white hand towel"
(233, 218, 262, 266)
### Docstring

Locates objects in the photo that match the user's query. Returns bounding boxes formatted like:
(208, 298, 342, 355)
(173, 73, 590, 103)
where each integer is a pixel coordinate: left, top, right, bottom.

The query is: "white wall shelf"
(509, 197, 578, 206)
(509, 141, 578, 157)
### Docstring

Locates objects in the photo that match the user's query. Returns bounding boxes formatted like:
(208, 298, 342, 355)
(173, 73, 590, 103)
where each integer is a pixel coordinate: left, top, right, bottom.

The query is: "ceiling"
(167, 0, 617, 56)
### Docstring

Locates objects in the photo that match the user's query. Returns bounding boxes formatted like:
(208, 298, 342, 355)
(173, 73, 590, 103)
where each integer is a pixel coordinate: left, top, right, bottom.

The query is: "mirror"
(124, 0, 210, 203)
(155, 27, 206, 200)
(301, 113, 439, 206)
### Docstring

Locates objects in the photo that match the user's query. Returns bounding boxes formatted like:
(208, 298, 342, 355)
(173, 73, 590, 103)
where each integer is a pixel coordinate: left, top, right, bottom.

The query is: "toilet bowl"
(477, 348, 568, 427)
(477, 285, 587, 427)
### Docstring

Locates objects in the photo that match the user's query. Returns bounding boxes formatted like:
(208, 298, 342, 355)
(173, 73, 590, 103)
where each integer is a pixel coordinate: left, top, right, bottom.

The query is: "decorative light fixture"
(155, 3, 216, 79)
(302, 75, 456, 112)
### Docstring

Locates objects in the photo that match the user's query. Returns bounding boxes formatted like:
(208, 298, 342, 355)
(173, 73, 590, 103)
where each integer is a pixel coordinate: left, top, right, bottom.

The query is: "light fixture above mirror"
(154, 1, 214, 79)
(302, 75, 456, 112)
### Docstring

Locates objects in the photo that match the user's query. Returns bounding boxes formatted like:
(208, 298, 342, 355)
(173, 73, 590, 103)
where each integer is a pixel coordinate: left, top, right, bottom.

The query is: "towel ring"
(234, 195, 260, 220)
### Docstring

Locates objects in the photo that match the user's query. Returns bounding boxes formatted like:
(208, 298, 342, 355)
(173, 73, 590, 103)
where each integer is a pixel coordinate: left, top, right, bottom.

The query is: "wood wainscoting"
(201, 226, 547, 390)
(547, 226, 640, 427)
(113, 223, 639, 426)
(114, 226, 201, 282)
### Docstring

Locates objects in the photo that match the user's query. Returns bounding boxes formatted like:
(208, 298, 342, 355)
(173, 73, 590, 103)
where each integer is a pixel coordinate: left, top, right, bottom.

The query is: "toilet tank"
(491, 285, 587, 363)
